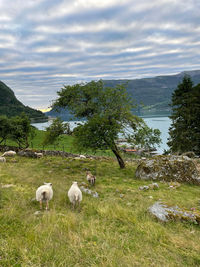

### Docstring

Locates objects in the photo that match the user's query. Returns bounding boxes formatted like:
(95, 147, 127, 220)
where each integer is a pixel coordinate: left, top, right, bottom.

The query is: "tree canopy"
(168, 75, 200, 155)
(0, 113, 35, 148)
(53, 80, 161, 168)
(42, 118, 71, 146)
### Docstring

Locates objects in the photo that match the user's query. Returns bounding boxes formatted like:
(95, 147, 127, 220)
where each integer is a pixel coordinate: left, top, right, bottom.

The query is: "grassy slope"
(5, 129, 118, 158)
(0, 156, 200, 266)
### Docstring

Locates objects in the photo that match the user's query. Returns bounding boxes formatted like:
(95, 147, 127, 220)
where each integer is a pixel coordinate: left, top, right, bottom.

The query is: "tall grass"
(0, 156, 200, 266)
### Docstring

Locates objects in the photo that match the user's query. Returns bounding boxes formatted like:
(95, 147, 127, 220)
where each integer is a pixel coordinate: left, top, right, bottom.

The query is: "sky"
(0, 0, 200, 111)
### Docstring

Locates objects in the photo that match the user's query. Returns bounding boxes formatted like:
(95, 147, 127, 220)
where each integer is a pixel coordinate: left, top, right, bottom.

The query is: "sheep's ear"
(49, 183, 52, 187)
(44, 182, 47, 185)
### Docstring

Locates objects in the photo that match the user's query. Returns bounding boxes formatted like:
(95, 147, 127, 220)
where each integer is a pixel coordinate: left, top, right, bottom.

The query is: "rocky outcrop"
(135, 155, 200, 185)
(149, 201, 200, 225)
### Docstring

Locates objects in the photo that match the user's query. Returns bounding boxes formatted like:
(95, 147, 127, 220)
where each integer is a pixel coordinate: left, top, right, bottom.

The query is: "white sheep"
(36, 182, 53, 210)
(68, 181, 82, 209)
(86, 171, 96, 186)
(1, 150, 16, 157)
(35, 152, 43, 158)
(0, 156, 6, 163)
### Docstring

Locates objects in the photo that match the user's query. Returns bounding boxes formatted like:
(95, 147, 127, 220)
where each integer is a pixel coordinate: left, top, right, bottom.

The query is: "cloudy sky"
(0, 0, 200, 110)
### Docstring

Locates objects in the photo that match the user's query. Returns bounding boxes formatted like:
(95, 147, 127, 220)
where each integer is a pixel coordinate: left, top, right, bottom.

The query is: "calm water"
(32, 116, 171, 154)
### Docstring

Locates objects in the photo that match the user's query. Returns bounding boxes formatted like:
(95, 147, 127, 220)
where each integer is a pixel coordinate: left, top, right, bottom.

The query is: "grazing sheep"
(86, 171, 96, 186)
(0, 156, 6, 163)
(35, 152, 43, 158)
(36, 182, 53, 210)
(68, 181, 82, 209)
(1, 150, 16, 157)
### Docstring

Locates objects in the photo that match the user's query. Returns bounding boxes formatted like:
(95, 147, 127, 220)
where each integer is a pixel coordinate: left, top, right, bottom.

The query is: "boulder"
(135, 155, 200, 185)
(18, 149, 37, 158)
(149, 201, 200, 224)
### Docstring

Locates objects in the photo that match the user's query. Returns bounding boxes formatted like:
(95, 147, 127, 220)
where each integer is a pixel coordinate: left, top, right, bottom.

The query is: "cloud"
(0, 0, 200, 109)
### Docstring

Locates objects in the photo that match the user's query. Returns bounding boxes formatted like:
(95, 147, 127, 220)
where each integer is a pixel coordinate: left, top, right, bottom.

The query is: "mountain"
(46, 69, 200, 119)
(0, 81, 47, 122)
(104, 70, 200, 116)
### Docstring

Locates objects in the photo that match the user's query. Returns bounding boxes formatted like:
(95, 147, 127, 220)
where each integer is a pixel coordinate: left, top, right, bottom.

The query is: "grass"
(3, 129, 137, 159)
(0, 155, 200, 266)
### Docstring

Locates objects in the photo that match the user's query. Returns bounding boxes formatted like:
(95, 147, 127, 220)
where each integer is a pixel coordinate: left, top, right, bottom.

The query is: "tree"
(43, 118, 70, 146)
(168, 75, 200, 155)
(10, 113, 35, 148)
(126, 122, 161, 151)
(53, 80, 161, 168)
(0, 115, 11, 144)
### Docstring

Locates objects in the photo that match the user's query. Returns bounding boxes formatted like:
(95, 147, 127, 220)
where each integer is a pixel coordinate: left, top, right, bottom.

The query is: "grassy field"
(4, 129, 120, 158)
(0, 155, 200, 266)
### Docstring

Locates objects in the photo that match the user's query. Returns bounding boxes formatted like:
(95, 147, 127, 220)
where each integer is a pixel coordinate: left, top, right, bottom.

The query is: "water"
(32, 116, 171, 154)
(143, 116, 171, 154)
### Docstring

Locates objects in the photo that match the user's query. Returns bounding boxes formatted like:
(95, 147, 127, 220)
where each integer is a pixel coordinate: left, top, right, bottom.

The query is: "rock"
(18, 150, 37, 158)
(148, 202, 170, 222)
(1, 184, 15, 188)
(92, 192, 99, 198)
(139, 185, 149, 190)
(135, 155, 200, 185)
(79, 155, 86, 158)
(182, 151, 196, 158)
(149, 201, 200, 224)
(80, 185, 99, 198)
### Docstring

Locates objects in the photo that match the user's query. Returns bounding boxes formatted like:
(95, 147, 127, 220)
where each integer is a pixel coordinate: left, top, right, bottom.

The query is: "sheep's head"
(44, 182, 52, 187)
(72, 181, 78, 185)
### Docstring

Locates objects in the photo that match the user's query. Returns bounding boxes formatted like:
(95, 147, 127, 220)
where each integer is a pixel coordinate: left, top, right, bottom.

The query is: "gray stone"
(80, 185, 99, 198)
(1, 184, 15, 188)
(139, 185, 149, 190)
(149, 201, 200, 224)
(148, 202, 169, 222)
(135, 155, 200, 185)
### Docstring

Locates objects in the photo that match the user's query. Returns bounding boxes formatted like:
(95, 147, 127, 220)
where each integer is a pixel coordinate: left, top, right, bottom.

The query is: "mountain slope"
(47, 70, 200, 118)
(0, 81, 47, 122)
(104, 70, 200, 116)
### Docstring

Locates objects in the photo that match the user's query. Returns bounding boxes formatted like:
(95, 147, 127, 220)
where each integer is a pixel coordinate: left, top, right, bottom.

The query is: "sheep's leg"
(46, 200, 49, 210)
(40, 200, 42, 210)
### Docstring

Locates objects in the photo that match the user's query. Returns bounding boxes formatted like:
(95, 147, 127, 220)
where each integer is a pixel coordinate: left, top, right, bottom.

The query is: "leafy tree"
(168, 75, 200, 155)
(126, 122, 161, 150)
(53, 80, 161, 168)
(0, 115, 11, 144)
(10, 113, 35, 148)
(43, 118, 70, 146)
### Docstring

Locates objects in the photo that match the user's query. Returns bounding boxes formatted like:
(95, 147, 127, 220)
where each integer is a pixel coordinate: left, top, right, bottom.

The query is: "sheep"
(68, 181, 82, 209)
(1, 150, 16, 157)
(86, 171, 96, 186)
(35, 152, 43, 158)
(0, 156, 6, 163)
(36, 182, 53, 210)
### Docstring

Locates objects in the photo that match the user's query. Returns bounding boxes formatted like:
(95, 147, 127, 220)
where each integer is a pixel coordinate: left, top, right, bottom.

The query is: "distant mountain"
(46, 69, 200, 119)
(104, 70, 200, 116)
(0, 81, 47, 122)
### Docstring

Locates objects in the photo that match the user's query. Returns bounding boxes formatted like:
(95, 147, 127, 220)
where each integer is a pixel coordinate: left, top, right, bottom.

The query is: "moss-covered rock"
(135, 155, 200, 185)
(149, 201, 200, 225)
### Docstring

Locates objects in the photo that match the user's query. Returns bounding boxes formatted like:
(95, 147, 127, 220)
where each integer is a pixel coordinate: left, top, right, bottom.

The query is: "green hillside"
(0, 81, 47, 122)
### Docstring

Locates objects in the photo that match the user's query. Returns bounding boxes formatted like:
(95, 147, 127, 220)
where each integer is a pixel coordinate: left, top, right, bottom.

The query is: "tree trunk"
(111, 144, 125, 169)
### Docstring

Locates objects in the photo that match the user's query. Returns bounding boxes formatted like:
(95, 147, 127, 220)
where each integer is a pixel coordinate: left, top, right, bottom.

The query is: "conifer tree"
(168, 75, 200, 155)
